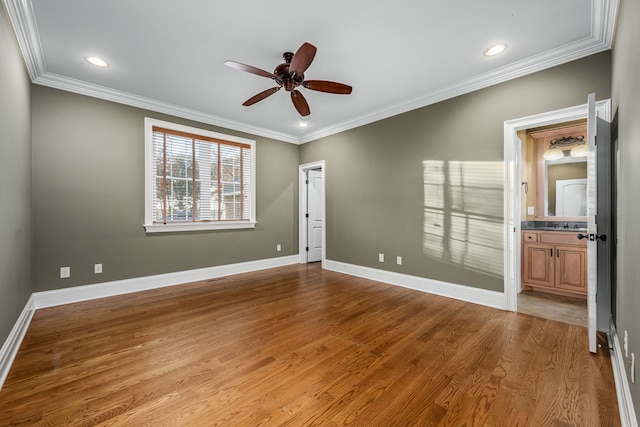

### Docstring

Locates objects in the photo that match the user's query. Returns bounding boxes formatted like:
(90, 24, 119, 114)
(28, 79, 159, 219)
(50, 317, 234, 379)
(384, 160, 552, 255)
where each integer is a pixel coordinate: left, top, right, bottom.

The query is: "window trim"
(143, 118, 257, 233)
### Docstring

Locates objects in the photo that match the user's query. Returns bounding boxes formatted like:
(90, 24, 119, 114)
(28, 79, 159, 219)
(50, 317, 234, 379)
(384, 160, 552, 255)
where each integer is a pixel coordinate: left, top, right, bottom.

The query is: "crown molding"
(33, 72, 301, 144)
(2, 0, 45, 79)
(300, 0, 619, 143)
(4, 0, 618, 145)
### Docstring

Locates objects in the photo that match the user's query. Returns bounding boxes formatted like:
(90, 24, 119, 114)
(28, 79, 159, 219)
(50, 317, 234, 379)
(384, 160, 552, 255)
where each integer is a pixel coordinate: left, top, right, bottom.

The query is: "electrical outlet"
(276, 244, 281, 252)
(378, 253, 384, 263)
(527, 206, 535, 215)
(94, 263, 102, 274)
(397, 256, 402, 265)
(60, 266, 70, 278)
(624, 330, 629, 358)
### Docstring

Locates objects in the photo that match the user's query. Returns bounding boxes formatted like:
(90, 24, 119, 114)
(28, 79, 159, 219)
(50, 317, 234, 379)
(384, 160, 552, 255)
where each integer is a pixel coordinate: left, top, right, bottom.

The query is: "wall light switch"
(378, 253, 384, 263)
(60, 266, 70, 278)
(527, 206, 535, 215)
(397, 256, 402, 265)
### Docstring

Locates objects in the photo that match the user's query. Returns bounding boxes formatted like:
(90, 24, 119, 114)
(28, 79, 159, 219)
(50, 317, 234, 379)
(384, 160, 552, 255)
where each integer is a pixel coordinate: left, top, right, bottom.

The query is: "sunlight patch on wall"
(423, 160, 504, 278)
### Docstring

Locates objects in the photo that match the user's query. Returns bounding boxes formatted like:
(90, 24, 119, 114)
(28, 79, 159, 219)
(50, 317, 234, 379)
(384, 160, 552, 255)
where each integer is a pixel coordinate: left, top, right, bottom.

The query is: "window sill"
(143, 221, 257, 234)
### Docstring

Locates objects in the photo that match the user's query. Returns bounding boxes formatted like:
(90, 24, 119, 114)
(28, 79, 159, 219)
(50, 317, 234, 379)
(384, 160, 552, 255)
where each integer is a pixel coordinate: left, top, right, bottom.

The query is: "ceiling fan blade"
(242, 87, 281, 106)
(289, 42, 317, 76)
(291, 90, 310, 116)
(303, 80, 352, 95)
(224, 61, 274, 79)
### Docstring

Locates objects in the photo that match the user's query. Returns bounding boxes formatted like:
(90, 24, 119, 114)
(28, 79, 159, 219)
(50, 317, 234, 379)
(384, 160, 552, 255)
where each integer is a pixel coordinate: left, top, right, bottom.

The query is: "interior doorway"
(517, 119, 588, 326)
(503, 99, 612, 352)
(298, 161, 326, 266)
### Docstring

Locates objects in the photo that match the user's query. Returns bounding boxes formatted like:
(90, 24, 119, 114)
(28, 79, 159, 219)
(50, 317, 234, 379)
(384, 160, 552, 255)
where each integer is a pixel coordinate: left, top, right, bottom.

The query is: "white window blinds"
(151, 126, 252, 224)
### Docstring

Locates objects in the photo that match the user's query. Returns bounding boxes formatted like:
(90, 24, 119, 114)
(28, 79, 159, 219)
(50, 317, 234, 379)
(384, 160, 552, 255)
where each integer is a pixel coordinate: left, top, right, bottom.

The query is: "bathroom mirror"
(544, 157, 587, 217)
(531, 122, 588, 220)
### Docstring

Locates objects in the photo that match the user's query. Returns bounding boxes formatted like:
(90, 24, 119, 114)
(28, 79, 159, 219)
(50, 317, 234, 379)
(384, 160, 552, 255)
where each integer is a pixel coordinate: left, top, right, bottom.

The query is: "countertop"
(521, 221, 587, 232)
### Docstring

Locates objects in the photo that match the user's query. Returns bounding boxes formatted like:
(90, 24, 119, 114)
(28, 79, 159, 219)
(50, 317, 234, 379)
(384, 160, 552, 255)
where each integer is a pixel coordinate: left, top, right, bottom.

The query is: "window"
(144, 118, 256, 233)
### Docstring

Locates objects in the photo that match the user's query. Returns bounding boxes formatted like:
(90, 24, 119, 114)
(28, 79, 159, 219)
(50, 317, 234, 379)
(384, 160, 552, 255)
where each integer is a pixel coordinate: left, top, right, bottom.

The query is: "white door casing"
(307, 169, 324, 262)
(586, 93, 597, 353)
(298, 161, 326, 266)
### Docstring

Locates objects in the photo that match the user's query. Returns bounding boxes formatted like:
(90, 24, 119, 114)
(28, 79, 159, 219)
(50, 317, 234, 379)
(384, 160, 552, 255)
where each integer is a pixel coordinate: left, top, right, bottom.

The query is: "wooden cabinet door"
(522, 243, 554, 288)
(555, 245, 587, 293)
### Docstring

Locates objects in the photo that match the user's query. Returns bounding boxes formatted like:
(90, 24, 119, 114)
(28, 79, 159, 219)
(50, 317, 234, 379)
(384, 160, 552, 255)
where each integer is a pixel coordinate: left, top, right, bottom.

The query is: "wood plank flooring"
(0, 264, 620, 426)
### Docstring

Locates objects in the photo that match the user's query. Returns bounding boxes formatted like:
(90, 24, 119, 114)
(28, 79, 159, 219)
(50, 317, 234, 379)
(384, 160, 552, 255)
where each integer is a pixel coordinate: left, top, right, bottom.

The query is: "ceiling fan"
(224, 42, 352, 117)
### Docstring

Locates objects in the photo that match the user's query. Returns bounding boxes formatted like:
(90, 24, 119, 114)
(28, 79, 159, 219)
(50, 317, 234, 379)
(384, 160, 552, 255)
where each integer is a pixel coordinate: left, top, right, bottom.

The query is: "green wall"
(31, 86, 299, 291)
(0, 5, 31, 346)
(0, 3, 32, 343)
(611, 0, 640, 417)
(301, 52, 611, 292)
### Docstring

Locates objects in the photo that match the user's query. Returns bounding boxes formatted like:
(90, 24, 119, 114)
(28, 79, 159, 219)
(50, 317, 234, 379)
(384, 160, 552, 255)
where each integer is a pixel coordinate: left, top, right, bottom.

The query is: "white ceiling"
(4, 0, 617, 144)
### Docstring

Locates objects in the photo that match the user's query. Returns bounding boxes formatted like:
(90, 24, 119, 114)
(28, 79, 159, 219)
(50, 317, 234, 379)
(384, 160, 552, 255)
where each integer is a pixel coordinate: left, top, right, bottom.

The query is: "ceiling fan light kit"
(224, 42, 352, 117)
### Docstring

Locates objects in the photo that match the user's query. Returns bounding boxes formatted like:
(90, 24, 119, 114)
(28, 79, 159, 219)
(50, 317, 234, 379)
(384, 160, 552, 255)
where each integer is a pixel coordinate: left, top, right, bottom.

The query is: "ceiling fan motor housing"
(274, 55, 303, 92)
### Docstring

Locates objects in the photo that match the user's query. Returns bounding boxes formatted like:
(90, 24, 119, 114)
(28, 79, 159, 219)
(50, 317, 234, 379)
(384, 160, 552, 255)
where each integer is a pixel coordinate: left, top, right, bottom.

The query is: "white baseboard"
(0, 295, 35, 390)
(324, 260, 506, 310)
(609, 322, 639, 427)
(34, 255, 299, 309)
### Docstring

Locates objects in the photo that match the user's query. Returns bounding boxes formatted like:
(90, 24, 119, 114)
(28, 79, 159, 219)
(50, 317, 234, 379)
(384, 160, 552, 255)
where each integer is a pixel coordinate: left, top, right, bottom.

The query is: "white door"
(556, 178, 587, 217)
(586, 93, 597, 353)
(307, 169, 324, 262)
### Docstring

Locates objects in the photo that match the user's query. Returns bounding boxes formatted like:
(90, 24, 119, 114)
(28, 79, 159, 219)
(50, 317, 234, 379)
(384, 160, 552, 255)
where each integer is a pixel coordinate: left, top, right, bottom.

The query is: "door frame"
(503, 99, 611, 312)
(298, 160, 326, 267)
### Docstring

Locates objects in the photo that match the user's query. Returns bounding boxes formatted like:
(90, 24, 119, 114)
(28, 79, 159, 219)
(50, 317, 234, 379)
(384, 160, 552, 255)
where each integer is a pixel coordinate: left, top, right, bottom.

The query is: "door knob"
(577, 233, 607, 241)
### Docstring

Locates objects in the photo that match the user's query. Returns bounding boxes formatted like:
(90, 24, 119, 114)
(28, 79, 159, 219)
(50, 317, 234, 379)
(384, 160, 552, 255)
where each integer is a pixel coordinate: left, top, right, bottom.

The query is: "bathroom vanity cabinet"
(521, 230, 587, 297)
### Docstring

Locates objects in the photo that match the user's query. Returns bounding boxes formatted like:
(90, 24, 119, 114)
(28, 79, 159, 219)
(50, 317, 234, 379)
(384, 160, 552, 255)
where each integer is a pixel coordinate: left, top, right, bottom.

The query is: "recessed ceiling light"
(484, 44, 507, 57)
(298, 121, 309, 128)
(85, 56, 109, 67)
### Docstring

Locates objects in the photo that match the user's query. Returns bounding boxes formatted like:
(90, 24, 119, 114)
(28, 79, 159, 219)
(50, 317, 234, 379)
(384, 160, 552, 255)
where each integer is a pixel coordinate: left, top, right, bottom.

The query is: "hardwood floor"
(0, 264, 620, 426)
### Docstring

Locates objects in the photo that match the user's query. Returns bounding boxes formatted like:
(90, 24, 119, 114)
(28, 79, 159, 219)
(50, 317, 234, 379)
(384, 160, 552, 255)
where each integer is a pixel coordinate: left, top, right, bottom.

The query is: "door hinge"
(305, 213, 309, 218)
(306, 247, 309, 252)
(306, 179, 309, 184)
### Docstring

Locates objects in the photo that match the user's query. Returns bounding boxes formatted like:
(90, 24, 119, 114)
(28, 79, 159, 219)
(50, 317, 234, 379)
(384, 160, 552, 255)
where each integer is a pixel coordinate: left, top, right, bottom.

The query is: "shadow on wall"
(423, 160, 504, 278)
